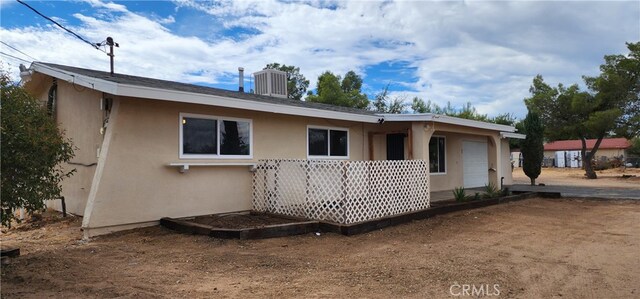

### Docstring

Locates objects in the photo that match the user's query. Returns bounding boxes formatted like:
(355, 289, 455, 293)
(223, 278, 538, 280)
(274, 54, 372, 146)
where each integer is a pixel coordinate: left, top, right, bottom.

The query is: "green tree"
(628, 137, 640, 157)
(520, 111, 544, 185)
(307, 70, 369, 109)
(371, 84, 408, 114)
(387, 97, 408, 114)
(411, 97, 430, 113)
(525, 42, 640, 178)
(456, 102, 489, 122)
(491, 113, 517, 126)
(264, 63, 310, 101)
(1, 72, 75, 227)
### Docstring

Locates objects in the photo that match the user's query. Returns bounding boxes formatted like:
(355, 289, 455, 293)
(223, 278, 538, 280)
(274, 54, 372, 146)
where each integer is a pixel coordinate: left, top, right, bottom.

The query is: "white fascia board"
(500, 132, 526, 139)
(380, 113, 517, 132)
(31, 63, 380, 124)
(31, 63, 118, 94)
(379, 113, 434, 122)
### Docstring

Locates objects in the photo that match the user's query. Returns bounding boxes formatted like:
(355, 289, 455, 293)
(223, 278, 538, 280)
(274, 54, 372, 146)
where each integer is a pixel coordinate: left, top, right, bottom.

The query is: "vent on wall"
(253, 69, 288, 98)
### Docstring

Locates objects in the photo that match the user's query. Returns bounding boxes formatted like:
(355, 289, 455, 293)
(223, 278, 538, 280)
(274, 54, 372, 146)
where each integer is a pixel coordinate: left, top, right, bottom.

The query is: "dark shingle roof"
(38, 62, 376, 116)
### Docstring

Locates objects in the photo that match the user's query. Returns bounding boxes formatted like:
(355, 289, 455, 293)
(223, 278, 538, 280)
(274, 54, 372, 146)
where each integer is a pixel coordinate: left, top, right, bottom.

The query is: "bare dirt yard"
(2, 198, 639, 298)
(513, 167, 640, 188)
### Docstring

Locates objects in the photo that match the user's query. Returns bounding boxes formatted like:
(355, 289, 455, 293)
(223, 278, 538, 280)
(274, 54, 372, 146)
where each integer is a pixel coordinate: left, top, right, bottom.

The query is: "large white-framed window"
(179, 113, 253, 159)
(429, 135, 446, 174)
(307, 126, 349, 159)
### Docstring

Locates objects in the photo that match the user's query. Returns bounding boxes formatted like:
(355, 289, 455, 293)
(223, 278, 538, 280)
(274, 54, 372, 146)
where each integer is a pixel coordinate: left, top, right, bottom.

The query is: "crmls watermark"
(449, 282, 501, 297)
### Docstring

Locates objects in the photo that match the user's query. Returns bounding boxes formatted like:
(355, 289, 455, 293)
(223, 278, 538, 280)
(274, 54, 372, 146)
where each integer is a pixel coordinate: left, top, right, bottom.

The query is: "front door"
(386, 133, 405, 160)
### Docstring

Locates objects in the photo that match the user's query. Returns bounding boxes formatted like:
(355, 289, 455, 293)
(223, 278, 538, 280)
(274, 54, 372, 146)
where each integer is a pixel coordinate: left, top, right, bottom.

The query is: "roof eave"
(31, 62, 380, 124)
(380, 113, 517, 132)
(500, 132, 526, 139)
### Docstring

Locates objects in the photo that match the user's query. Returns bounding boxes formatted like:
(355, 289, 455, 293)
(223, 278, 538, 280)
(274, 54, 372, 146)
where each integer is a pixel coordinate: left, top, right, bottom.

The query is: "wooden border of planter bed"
(159, 217, 320, 239)
(161, 192, 560, 239)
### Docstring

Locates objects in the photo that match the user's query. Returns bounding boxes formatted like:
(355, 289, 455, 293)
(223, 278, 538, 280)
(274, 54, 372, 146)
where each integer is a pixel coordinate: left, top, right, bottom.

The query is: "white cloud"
(157, 15, 175, 25)
(1, 0, 637, 118)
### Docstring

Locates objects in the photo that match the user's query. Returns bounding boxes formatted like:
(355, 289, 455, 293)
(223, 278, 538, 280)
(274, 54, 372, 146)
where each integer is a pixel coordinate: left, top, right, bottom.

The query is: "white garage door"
(463, 141, 488, 188)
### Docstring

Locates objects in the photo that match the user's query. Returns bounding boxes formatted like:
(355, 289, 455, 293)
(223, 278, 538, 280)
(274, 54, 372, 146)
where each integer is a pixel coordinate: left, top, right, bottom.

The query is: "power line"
(0, 41, 38, 61)
(0, 51, 31, 64)
(16, 0, 100, 50)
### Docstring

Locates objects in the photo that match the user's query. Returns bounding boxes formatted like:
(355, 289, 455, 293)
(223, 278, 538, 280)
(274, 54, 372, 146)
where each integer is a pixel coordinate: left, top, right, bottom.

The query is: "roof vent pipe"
(238, 67, 244, 92)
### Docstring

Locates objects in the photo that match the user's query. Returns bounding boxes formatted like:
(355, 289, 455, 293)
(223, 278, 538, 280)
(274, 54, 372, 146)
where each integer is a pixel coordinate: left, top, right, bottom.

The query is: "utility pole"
(97, 37, 119, 76)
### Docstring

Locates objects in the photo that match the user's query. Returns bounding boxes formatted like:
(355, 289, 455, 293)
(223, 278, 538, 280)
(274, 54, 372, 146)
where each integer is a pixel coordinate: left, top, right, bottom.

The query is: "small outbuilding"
(543, 138, 631, 168)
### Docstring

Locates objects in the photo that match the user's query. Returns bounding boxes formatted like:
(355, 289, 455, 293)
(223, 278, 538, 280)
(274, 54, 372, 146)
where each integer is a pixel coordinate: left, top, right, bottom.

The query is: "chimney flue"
(238, 67, 245, 92)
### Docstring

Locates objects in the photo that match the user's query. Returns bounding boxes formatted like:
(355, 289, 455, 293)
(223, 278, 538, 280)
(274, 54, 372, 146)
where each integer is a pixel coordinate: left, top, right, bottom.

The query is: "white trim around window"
(306, 125, 350, 160)
(429, 135, 446, 175)
(179, 113, 253, 159)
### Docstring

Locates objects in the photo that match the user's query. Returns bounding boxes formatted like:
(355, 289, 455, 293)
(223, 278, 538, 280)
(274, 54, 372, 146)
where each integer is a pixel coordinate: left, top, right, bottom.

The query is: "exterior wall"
(501, 139, 513, 186)
(366, 122, 412, 160)
(424, 123, 503, 192)
(82, 96, 372, 234)
(30, 79, 104, 216)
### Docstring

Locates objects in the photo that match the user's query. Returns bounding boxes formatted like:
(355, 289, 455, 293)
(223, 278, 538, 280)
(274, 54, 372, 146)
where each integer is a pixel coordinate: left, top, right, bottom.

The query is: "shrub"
(453, 187, 466, 202)
(1, 72, 75, 227)
(483, 182, 499, 198)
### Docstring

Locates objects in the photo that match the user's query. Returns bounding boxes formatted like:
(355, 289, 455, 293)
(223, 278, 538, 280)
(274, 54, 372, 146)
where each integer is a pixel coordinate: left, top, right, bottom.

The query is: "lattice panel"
(252, 159, 430, 224)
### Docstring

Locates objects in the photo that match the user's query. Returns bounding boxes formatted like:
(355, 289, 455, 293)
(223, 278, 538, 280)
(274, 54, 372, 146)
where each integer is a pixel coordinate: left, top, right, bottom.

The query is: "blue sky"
(1, 0, 639, 118)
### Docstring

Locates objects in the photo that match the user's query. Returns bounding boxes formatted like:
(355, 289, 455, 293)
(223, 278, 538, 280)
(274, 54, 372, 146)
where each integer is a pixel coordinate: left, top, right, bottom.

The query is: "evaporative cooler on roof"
(253, 69, 288, 98)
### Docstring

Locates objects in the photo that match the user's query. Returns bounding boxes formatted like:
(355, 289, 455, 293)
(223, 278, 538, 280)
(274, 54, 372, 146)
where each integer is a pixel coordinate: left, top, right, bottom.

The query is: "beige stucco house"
(22, 62, 523, 237)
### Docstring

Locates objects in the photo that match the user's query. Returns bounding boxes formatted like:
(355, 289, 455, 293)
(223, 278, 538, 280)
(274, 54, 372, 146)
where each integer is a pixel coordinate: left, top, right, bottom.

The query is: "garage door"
(463, 141, 488, 188)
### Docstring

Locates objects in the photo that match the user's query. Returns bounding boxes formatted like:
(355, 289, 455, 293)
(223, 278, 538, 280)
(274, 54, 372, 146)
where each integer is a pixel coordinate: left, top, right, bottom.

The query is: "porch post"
(491, 134, 502, 188)
(411, 122, 432, 160)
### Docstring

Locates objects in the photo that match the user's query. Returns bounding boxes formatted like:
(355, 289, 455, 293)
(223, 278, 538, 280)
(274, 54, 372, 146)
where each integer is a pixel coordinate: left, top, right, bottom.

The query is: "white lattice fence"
(252, 159, 430, 224)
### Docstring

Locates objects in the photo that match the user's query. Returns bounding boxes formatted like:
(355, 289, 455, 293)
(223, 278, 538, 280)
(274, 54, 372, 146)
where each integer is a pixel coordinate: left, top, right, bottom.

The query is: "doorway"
(386, 133, 405, 160)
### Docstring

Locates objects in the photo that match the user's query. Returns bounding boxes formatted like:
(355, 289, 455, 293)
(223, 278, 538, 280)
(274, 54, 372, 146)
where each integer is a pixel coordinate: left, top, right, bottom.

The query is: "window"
(429, 136, 446, 173)
(308, 127, 348, 158)
(180, 113, 251, 158)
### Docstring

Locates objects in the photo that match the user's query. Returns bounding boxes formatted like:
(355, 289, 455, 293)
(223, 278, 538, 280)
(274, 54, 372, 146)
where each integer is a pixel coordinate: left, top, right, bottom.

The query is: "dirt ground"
(191, 213, 298, 229)
(2, 198, 639, 298)
(512, 167, 640, 188)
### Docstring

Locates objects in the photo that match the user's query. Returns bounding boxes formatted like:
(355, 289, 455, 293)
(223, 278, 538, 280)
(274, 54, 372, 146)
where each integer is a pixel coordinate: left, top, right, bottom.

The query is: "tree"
(456, 102, 489, 122)
(371, 84, 408, 114)
(525, 42, 640, 179)
(520, 111, 544, 185)
(491, 113, 517, 126)
(306, 71, 369, 109)
(1, 72, 75, 227)
(629, 137, 640, 157)
(264, 63, 310, 101)
(411, 97, 430, 113)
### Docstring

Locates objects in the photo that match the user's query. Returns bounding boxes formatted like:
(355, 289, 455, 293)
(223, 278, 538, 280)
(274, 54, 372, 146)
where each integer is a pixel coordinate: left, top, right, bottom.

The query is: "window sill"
(167, 162, 257, 173)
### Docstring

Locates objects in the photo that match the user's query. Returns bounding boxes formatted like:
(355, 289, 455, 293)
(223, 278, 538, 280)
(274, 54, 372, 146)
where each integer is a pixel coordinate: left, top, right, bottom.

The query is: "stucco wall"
(83, 97, 373, 231)
(428, 131, 491, 191)
(424, 123, 503, 192)
(31, 79, 103, 216)
(366, 122, 412, 160)
(501, 139, 513, 186)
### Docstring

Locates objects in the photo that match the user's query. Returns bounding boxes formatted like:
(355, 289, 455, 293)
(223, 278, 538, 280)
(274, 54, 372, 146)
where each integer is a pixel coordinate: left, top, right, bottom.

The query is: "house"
(543, 138, 631, 168)
(21, 62, 524, 237)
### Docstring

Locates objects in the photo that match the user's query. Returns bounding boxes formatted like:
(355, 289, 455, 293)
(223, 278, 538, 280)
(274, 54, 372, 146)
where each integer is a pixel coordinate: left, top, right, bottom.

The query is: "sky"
(1, 0, 638, 118)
